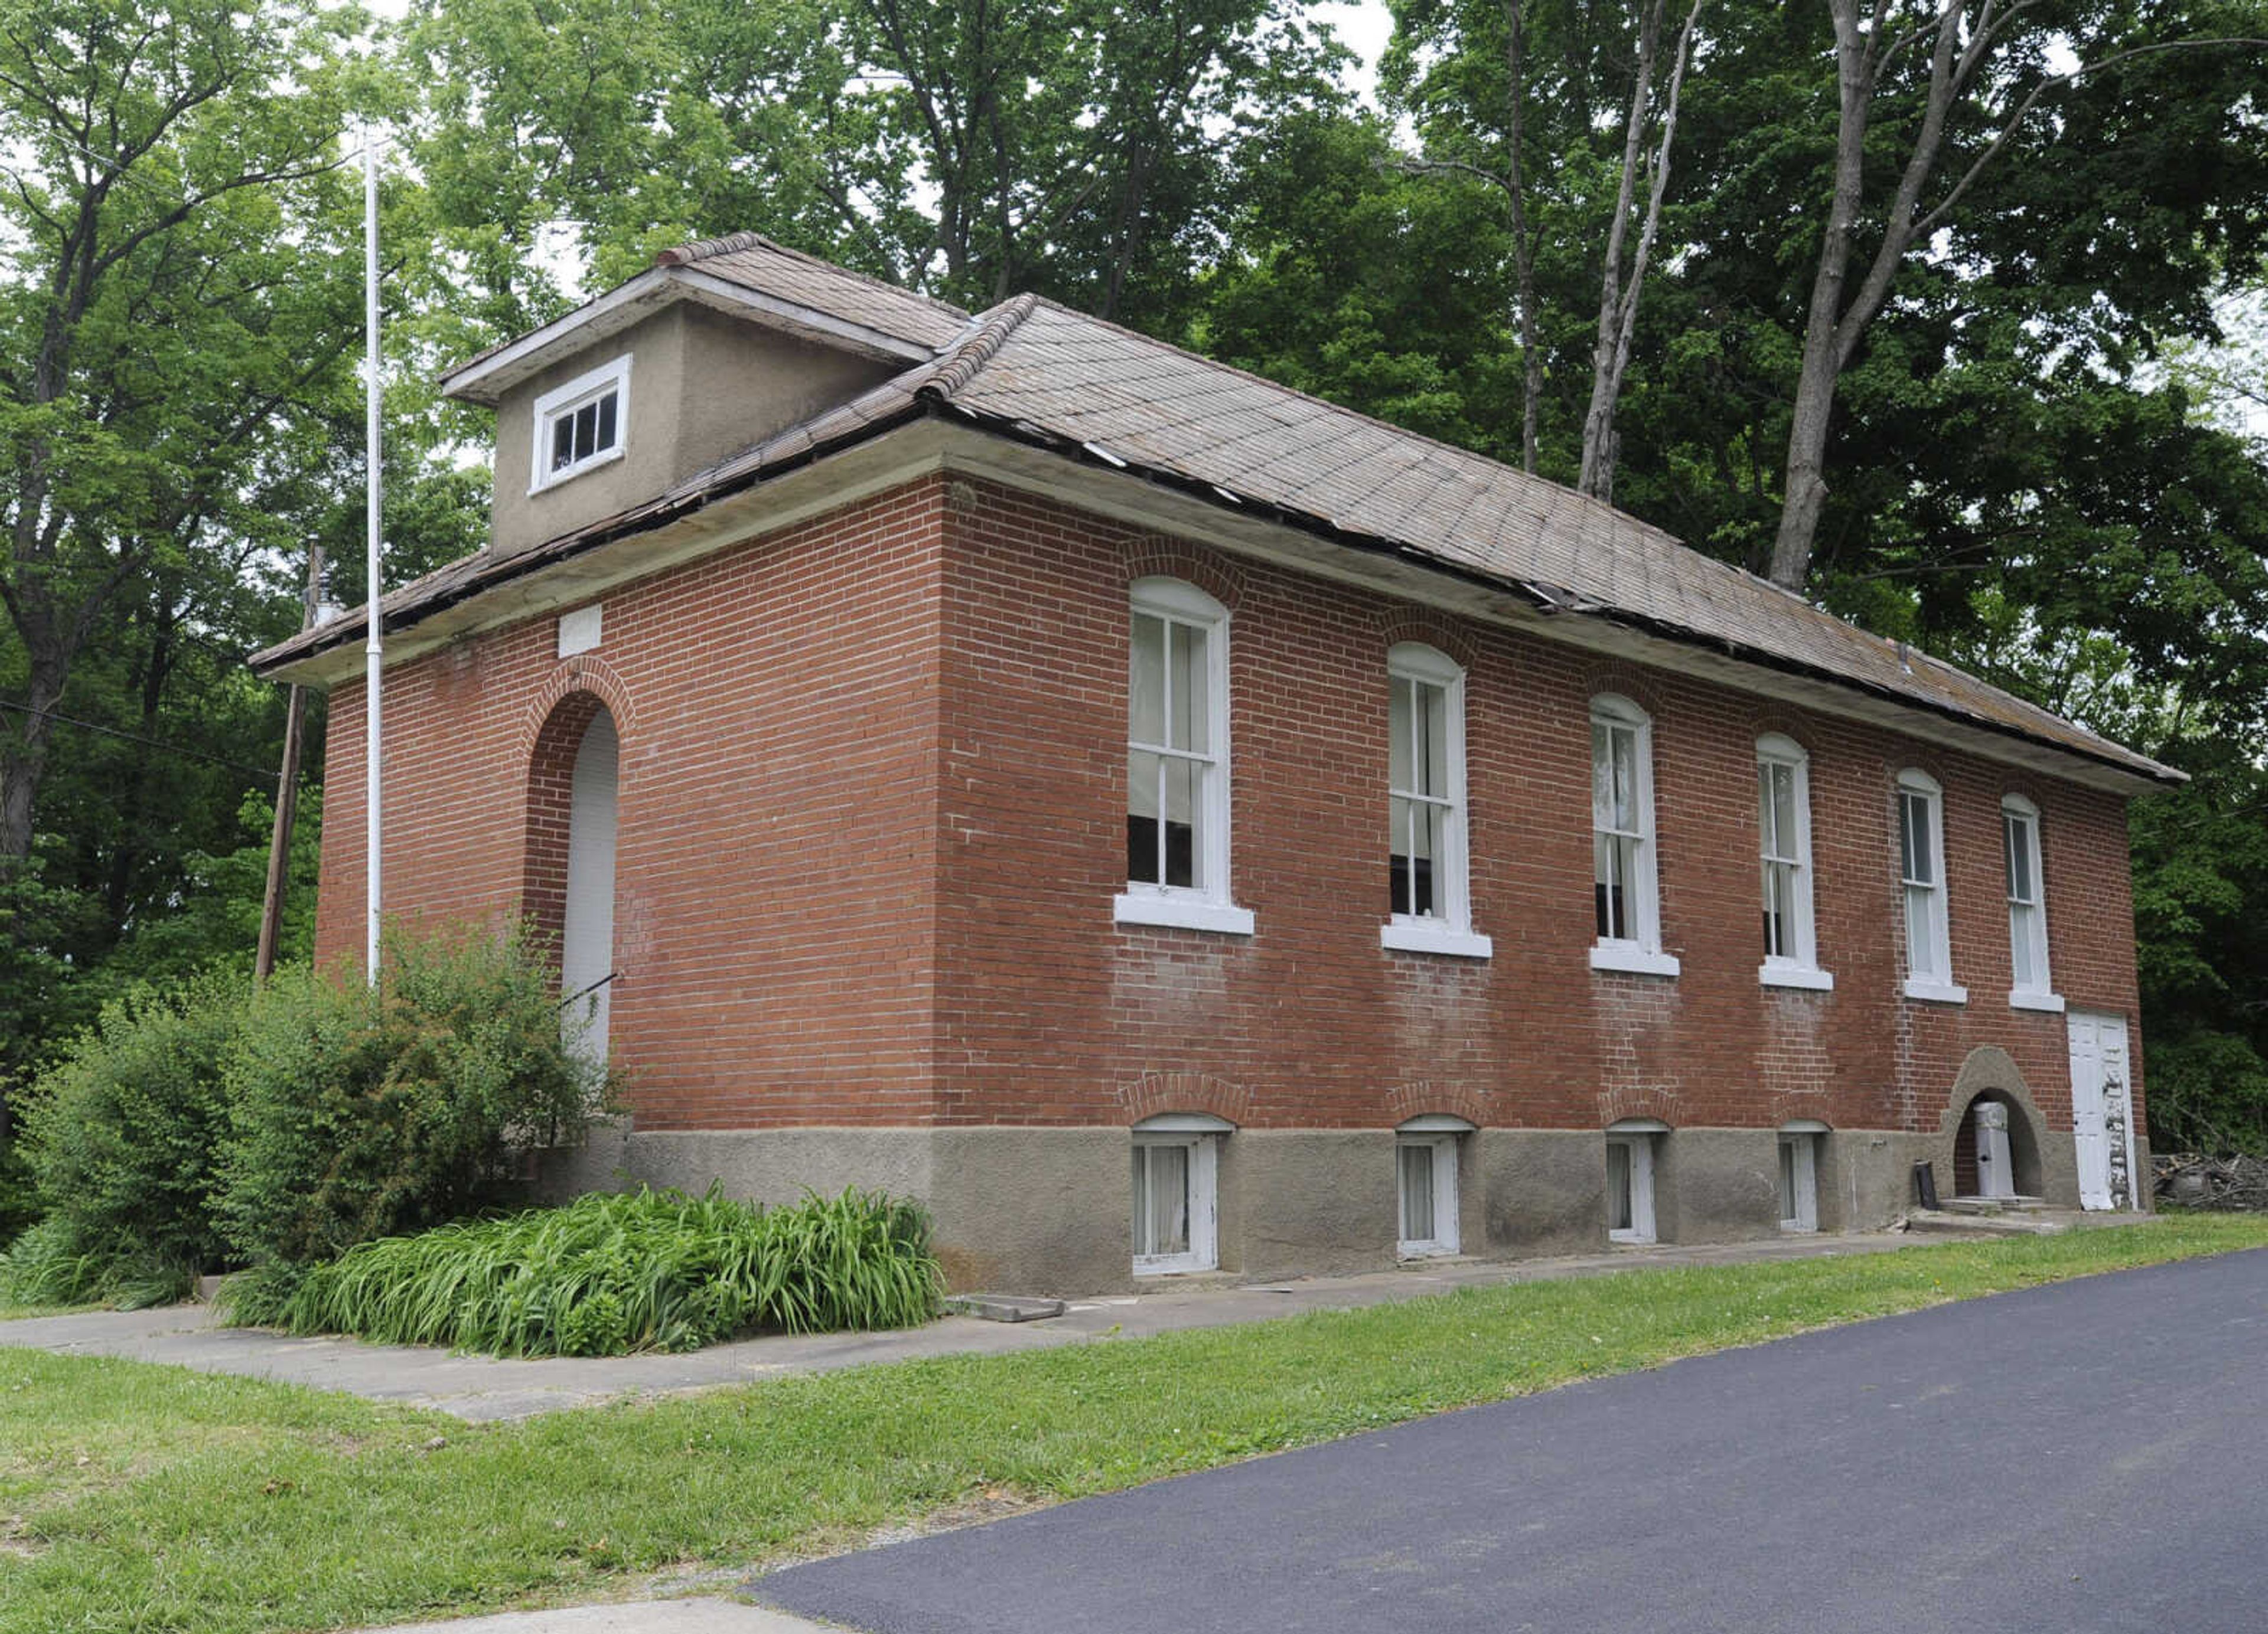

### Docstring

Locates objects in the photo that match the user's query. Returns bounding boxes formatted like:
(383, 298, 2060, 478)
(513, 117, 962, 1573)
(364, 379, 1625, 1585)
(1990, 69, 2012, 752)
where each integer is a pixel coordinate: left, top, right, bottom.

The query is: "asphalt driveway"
(751, 1248, 2268, 1634)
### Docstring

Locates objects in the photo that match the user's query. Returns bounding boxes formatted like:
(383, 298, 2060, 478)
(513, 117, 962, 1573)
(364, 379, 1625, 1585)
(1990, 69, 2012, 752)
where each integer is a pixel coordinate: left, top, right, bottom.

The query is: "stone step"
(1905, 1208, 2071, 1238)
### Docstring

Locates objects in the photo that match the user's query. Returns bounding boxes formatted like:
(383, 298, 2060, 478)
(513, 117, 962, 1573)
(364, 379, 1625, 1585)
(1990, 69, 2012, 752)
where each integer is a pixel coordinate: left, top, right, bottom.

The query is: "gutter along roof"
(256, 236, 2182, 790)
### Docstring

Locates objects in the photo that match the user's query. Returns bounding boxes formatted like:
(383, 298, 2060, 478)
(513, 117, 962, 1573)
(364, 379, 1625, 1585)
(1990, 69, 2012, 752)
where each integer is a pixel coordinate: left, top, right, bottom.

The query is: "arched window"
(1757, 733, 1828, 989)
(1896, 769, 1963, 1003)
(1590, 695, 1676, 976)
(1381, 644, 1490, 958)
(2001, 794, 2059, 1009)
(1117, 578, 1250, 935)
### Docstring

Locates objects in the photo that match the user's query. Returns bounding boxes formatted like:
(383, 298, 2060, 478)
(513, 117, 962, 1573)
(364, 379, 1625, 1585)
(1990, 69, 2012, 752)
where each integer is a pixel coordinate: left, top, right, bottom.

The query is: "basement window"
(1606, 1120, 1664, 1244)
(530, 354, 630, 493)
(1131, 1113, 1228, 1276)
(1779, 1122, 1825, 1233)
(1396, 1116, 1471, 1258)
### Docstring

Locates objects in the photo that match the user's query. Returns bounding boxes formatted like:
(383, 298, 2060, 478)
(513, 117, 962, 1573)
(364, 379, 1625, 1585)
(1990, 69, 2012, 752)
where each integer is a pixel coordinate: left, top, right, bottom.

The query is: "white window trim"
(1778, 1126, 1822, 1233)
(1757, 733, 1827, 987)
(1117, 577, 1252, 936)
(1896, 769, 1957, 1000)
(1381, 643, 1490, 960)
(1591, 694, 1674, 974)
(528, 354, 631, 495)
(1606, 1119, 1664, 1245)
(1396, 1131, 1462, 1258)
(2002, 794, 2061, 1012)
(1131, 1118, 1221, 1276)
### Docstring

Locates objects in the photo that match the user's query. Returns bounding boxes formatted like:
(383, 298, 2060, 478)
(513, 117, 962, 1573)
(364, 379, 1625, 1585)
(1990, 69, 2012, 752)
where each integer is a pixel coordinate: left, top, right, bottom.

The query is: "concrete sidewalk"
(0, 1229, 1943, 1420)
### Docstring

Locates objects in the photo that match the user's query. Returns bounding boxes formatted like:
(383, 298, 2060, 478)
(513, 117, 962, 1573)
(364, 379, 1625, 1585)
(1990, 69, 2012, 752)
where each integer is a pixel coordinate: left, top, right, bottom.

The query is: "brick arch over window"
(1938, 1046, 2047, 1199)
(1386, 1080, 1492, 1128)
(1122, 544, 1245, 613)
(1598, 1085, 1682, 1127)
(516, 655, 637, 758)
(1581, 664, 1671, 723)
(522, 687, 624, 964)
(1115, 1071, 1252, 1127)
(1769, 1090, 1836, 1129)
(1374, 613, 1481, 673)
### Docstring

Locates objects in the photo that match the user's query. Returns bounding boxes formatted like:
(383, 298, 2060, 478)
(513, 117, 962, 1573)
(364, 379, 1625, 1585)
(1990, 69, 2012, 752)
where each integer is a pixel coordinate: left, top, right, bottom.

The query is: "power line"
(0, 697, 281, 782)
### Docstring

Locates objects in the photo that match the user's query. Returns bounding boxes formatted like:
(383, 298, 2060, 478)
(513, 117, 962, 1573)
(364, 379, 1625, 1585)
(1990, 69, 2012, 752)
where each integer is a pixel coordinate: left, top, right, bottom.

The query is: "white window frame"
(1130, 1113, 1227, 1276)
(1589, 695, 1679, 977)
(529, 354, 631, 494)
(1396, 1115, 1471, 1257)
(1380, 644, 1491, 959)
(1116, 578, 1253, 937)
(1778, 1121, 1826, 1233)
(1757, 734, 1832, 991)
(2002, 795, 2063, 1012)
(1606, 1119, 1664, 1244)
(1896, 769, 1966, 1004)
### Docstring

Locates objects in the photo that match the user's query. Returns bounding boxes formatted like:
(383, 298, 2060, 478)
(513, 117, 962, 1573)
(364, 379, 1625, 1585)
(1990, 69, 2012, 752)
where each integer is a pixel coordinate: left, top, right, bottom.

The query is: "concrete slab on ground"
(0, 1224, 2140, 1420)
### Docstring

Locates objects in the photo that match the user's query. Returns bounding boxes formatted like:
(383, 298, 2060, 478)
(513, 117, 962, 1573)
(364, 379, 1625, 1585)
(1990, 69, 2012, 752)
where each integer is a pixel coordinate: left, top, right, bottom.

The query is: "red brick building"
(254, 235, 2171, 1293)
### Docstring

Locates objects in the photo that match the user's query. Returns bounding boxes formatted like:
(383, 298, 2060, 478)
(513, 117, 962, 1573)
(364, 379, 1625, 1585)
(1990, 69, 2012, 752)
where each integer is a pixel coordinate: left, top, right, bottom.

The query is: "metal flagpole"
(364, 125, 384, 985)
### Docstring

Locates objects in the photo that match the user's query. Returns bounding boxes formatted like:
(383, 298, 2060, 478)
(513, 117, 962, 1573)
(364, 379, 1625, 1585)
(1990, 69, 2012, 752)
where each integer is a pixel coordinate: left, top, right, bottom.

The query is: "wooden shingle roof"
(260, 262, 2178, 787)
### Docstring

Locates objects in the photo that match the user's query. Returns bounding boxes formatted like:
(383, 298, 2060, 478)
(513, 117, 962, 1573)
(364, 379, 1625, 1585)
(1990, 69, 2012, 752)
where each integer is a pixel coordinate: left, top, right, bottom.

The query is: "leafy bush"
(0, 1132, 39, 1248)
(224, 1185, 942, 1356)
(0, 976, 246, 1304)
(218, 928, 611, 1270)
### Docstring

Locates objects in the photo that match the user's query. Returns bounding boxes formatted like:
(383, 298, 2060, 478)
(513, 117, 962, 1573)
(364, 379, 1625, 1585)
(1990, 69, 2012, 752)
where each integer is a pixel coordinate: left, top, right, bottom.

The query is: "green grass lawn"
(4, 1217, 2265, 1633)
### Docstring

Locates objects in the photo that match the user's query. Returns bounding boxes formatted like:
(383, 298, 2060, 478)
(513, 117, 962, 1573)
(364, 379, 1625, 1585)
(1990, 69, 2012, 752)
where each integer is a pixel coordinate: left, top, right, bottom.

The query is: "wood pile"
(2153, 1152, 2268, 1211)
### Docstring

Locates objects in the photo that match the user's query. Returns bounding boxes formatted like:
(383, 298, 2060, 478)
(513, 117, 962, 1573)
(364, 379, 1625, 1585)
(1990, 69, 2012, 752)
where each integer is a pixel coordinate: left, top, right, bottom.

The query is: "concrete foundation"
(536, 1115, 2114, 1296)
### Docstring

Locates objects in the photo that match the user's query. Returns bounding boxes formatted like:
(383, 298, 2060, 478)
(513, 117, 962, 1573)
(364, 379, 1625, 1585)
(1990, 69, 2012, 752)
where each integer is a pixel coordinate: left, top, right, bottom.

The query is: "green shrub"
(0, 1131, 39, 1248)
(217, 928, 611, 1269)
(225, 1185, 942, 1356)
(0, 975, 246, 1304)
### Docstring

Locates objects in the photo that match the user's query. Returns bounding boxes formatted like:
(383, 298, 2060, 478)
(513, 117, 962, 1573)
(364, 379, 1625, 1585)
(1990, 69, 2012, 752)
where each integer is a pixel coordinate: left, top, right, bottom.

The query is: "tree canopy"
(2, 0, 2264, 1150)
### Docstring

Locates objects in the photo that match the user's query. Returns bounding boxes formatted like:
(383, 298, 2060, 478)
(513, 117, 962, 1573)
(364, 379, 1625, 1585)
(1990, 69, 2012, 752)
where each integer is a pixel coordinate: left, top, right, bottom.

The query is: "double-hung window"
(2003, 795, 2061, 1010)
(1897, 770, 1964, 1003)
(529, 355, 630, 493)
(1381, 645, 1490, 958)
(1590, 696, 1676, 976)
(1757, 734, 1829, 989)
(1117, 579, 1251, 935)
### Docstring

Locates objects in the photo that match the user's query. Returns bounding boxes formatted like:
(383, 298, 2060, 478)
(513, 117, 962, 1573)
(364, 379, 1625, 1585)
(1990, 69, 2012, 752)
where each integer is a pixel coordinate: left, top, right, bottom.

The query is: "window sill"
(2009, 989, 2067, 1014)
(1758, 963, 1835, 992)
(1114, 891, 1255, 937)
(1902, 977, 1970, 1005)
(1132, 1256, 1217, 1277)
(1608, 1228, 1657, 1245)
(1396, 1242, 1461, 1261)
(527, 442, 625, 496)
(1381, 919, 1494, 959)
(1591, 944, 1682, 979)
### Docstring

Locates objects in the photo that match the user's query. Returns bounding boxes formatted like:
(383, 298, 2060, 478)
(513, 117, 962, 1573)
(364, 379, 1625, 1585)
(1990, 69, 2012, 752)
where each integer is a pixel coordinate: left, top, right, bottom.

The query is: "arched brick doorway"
(524, 692, 619, 1061)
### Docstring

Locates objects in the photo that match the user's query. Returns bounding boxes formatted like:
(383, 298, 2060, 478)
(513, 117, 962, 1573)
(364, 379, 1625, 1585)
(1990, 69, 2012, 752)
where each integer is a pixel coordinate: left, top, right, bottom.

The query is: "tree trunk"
(1503, 0, 1541, 474)
(1767, 0, 1873, 593)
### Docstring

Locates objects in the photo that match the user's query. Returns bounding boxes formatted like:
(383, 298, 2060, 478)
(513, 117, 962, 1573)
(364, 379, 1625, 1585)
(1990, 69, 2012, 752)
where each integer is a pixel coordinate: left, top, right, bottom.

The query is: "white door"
(561, 710, 620, 1064)
(2067, 1011, 2136, 1211)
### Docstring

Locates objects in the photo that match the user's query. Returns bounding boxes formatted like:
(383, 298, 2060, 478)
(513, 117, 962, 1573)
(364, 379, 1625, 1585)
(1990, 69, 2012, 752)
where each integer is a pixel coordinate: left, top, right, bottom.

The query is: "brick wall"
(316, 477, 951, 1129)
(930, 477, 2145, 1143)
(315, 467, 2146, 1144)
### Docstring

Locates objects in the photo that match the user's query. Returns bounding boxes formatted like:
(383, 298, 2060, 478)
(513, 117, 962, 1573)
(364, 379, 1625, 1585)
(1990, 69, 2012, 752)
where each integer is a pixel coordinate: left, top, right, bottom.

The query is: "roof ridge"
(921, 293, 1042, 396)
(655, 230, 970, 322)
